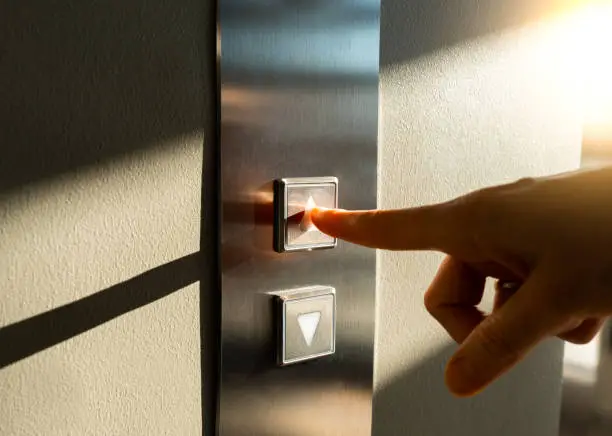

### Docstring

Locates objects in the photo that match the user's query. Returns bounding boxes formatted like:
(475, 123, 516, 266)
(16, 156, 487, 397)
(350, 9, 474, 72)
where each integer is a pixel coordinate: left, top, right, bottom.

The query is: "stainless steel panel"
(217, 0, 380, 434)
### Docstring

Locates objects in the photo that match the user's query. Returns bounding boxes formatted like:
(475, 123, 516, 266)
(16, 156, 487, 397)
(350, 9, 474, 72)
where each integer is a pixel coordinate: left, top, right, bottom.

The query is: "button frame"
(276, 285, 336, 366)
(273, 177, 338, 253)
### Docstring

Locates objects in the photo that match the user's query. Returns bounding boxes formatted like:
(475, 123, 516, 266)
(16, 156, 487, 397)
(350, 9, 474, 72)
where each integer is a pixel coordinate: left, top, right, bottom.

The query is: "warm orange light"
(568, 3, 612, 149)
(544, 2, 612, 155)
(579, 5, 612, 119)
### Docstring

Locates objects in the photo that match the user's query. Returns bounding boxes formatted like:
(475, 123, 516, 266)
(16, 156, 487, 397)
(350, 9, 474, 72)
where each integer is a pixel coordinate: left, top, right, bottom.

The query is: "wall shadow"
(0, 0, 206, 194)
(380, 0, 577, 67)
(0, 0, 577, 197)
(559, 377, 611, 436)
(373, 340, 564, 436)
(0, 252, 202, 369)
(2, 0, 216, 433)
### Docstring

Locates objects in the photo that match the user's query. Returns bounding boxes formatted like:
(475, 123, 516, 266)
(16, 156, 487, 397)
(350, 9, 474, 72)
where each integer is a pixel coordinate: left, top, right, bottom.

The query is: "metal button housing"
(276, 285, 336, 366)
(273, 177, 338, 253)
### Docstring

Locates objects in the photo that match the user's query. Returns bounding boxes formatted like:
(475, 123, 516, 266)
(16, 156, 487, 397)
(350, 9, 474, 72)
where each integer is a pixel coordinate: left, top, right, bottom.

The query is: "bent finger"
(424, 256, 486, 344)
(444, 269, 567, 397)
(558, 318, 605, 344)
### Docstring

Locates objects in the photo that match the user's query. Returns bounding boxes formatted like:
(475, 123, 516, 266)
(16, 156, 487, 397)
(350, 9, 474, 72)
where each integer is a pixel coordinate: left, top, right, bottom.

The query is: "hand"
(311, 167, 612, 397)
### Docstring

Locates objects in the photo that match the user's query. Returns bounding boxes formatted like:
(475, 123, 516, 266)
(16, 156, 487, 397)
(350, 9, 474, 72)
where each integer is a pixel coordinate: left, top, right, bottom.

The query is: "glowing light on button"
(300, 196, 317, 232)
(305, 196, 316, 211)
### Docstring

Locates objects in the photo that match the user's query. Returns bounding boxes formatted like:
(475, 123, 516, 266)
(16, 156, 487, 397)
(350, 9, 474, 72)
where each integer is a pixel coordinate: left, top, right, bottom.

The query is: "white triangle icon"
(297, 311, 321, 346)
(299, 196, 317, 233)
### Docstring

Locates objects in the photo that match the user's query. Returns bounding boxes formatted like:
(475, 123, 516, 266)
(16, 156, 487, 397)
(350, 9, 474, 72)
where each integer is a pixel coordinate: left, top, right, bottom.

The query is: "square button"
(274, 177, 338, 253)
(277, 286, 336, 366)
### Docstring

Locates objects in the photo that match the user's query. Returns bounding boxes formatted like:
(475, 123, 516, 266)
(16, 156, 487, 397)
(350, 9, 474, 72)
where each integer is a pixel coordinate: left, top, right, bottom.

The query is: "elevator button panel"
(276, 286, 336, 366)
(274, 177, 338, 253)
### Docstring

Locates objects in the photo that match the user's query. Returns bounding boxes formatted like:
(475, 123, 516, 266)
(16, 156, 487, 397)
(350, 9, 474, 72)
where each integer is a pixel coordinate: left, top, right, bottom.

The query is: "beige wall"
(374, 1, 583, 435)
(0, 1, 214, 434)
(1, 1, 584, 435)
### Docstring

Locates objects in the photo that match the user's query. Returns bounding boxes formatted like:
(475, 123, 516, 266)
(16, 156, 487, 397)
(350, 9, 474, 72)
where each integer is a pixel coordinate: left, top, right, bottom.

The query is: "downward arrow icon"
(297, 311, 321, 346)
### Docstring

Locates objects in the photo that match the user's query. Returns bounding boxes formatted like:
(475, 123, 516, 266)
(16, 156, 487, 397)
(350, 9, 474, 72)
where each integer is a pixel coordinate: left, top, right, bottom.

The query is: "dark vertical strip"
(200, 0, 221, 434)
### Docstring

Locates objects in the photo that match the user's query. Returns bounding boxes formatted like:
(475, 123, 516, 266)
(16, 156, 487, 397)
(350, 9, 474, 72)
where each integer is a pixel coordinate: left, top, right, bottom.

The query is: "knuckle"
(546, 278, 584, 317)
(565, 334, 596, 345)
(562, 320, 602, 344)
(360, 209, 384, 230)
(423, 291, 438, 315)
(475, 322, 520, 364)
(468, 192, 506, 229)
(423, 257, 453, 315)
(452, 194, 494, 253)
(583, 322, 604, 338)
(353, 210, 375, 227)
(513, 177, 537, 188)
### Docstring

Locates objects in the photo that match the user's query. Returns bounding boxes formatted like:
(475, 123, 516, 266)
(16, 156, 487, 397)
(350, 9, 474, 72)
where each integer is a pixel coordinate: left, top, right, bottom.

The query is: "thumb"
(444, 270, 565, 397)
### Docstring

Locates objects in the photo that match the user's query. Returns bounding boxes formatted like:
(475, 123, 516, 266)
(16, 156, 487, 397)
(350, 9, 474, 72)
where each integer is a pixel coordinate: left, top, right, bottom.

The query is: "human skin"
(311, 166, 612, 396)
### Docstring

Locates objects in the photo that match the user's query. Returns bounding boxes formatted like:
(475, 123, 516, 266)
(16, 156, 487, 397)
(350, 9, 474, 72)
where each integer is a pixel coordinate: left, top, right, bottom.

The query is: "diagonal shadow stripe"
(0, 252, 202, 369)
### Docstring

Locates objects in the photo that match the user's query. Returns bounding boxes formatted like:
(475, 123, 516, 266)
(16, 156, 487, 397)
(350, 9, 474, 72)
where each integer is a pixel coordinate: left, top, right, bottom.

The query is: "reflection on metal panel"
(217, 0, 380, 435)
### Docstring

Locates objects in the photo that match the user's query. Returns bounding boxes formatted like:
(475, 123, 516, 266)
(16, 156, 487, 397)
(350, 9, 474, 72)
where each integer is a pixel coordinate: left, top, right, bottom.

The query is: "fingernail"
(445, 356, 485, 397)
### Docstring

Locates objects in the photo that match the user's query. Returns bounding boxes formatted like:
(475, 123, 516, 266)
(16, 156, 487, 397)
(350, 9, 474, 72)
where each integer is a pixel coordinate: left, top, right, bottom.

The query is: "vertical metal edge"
(273, 179, 286, 253)
(200, 0, 222, 433)
(276, 295, 287, 366)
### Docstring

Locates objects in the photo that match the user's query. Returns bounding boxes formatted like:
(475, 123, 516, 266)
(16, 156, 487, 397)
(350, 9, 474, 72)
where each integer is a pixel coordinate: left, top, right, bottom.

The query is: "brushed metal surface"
(217, 0, 380, 434)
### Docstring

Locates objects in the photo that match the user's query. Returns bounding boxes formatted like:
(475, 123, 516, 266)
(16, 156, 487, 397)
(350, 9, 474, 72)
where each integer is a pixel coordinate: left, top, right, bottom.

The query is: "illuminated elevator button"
(276, 286, 336, 366)
(274, 177, 338, 253)
(299, 196, 317, 232)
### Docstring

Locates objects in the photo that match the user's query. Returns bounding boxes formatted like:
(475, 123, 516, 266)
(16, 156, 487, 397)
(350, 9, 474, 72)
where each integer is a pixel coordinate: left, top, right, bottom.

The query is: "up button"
(273, 177, 338, 253)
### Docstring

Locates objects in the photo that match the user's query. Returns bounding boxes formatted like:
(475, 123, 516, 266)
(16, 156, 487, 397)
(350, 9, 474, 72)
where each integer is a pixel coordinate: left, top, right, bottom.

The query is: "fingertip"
(310, 206, 330, 217)
(309, 207, 327, 223)
(310, 207, 346, 233)
(310, 207, 333, 235)
(444, 356, 486, 398)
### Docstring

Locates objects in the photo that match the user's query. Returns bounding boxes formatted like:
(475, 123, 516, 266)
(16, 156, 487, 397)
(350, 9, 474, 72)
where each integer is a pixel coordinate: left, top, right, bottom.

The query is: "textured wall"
(0, 0, 214, 435)
(1, 0, 585, 435)
(374, 1, 583, 435)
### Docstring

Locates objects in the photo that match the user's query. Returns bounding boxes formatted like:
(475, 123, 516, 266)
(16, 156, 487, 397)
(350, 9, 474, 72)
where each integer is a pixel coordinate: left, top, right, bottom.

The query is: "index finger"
(310, 204, 459, 251)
